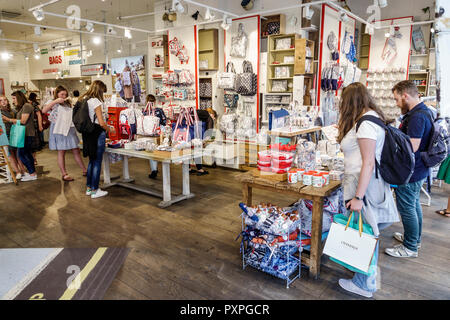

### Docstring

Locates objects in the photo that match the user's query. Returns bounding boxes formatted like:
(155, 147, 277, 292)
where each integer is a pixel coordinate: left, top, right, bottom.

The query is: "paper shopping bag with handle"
(9, 122, 26, 148)
(323, 211, 378, 275)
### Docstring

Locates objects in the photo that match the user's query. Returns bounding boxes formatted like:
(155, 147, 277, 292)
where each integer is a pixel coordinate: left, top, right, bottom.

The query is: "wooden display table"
(237, 171, 341, 279)
(103, 148, 200, 208)
(268, 126, 322, 144)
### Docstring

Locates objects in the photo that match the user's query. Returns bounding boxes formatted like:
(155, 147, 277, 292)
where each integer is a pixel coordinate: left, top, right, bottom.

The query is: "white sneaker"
(393, 232, 421, 249)
(21, 174, 37, 182)
(338, 279, 373, 298)
(86, 189, 92, 196)
(385, 244, 418, 258)
(91, 189, 108, 199)
(15, 173, 22, 180)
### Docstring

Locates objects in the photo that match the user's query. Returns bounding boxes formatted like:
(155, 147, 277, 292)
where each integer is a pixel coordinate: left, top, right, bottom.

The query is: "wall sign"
(49, 56, 63, 65)
(43, 68, 59, 74)
(69, 59, 82, 65)
(64, 49, 80, 56)
(80, 63, 106, 76)
(40, 49, 48, 55)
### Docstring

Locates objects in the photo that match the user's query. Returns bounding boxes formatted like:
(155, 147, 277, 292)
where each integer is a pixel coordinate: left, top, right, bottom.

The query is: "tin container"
(313, 173, 325, 188)
(288, 170, 298, 184)
(303, 172, 313, 186)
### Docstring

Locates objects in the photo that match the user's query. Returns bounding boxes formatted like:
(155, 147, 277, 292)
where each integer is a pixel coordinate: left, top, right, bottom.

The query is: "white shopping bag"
(323, 214, 378, 273)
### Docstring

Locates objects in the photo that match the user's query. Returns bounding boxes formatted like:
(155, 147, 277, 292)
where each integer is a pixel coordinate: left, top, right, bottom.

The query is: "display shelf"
(268, 126, 322, 137)
(198, 28, 219, 71)
(409, 70, 428, 74)
(270, 49, 295, 53)
(261, 14, 286, 38)
(270, 63, 295, 66)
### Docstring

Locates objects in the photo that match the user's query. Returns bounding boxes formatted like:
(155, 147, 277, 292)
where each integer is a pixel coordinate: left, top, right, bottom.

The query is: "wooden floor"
(1, 148, 449, 300)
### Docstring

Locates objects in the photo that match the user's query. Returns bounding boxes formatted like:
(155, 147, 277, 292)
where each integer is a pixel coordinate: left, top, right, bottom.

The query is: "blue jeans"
(394, 179, 425, 251)
(86, 131, 106, 191)
(352, 222, 392, 293)
(18, 136, 36, 175)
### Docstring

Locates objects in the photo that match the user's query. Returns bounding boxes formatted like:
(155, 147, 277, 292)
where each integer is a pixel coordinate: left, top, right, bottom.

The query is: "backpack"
(73, 98, 97, 134)
(356, 115, 415, 185)
(411, 110, 448, 168)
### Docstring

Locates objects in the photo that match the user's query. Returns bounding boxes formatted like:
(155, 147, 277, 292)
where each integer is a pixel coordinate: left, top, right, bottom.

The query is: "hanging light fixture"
(192, 10, 200, 20)
(340, 12, 349, 22)
(34, 26, 41, 36)
(32, 8, 45, 21)
(33, 43, 39, 53)
(378, 0, 388, 8)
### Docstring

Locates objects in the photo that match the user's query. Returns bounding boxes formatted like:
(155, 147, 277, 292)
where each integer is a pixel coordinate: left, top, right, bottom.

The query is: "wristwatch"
(355, 196, 363, 201)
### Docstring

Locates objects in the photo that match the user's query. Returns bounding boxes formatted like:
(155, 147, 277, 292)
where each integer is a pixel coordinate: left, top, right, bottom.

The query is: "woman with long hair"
(41, 85, 87, 181)
(79, 80, 109, 199)
(336, 82, 399, 298)
(1, 91, 37, 181)
(0, 95, 26, 178)
(28, 92, 44, 164)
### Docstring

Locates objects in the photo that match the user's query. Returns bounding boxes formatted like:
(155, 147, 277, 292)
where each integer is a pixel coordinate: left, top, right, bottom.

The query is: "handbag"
(224, 93, 239, 109)
(230, 23, 248, 58)
(218, 62, 237, 90)
(9, 122, 26, 148)
(323, 211, 378, 275)
(236, 60, 257, 96)
(138, 103, 160, 136)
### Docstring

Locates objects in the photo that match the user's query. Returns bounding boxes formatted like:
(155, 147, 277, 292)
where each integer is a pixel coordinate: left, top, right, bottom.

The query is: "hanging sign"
(80, 63, 106, 76)
(40, 48, 48, 55)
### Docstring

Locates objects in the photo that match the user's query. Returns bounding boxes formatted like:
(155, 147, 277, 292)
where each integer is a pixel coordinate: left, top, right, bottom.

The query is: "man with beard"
(385, 80, 433, 258)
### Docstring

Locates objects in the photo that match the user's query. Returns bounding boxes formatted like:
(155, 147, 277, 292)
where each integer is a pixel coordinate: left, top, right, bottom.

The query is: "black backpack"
(411, 110, 448, 168)
(356, 115, 415, 185)
(73, 98, 96, 134)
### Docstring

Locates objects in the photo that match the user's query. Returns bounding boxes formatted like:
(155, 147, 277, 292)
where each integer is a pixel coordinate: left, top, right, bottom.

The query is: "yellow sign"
(64, 49, 79, 56)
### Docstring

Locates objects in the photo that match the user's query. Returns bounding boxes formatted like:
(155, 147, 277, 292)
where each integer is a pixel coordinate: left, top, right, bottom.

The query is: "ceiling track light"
(205, 7, 215, 21)
(377, 0, 388, 8)
(34, 26, 42, 36)
(221, 15, 231, 30)
(32, 8, 45, 21)
(303, 6, 314, 20)
(124, 28, 132, 39)
(33, 43, 39, 53)
(340, 12, 349, 22)
(172, 0, 185, 14)
(85, 22, 94, 33)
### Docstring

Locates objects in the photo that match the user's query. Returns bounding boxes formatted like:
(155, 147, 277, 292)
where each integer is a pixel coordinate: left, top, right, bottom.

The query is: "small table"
(237, 171, 341, 279)
(103, 148, 197, 208)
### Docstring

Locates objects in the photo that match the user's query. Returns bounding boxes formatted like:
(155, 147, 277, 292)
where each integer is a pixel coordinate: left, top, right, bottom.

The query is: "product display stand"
(237, 172, 341, 279)
(268, 126, 322, 144)
(102, 148, 199, 208)
(241, 213, 301, 288)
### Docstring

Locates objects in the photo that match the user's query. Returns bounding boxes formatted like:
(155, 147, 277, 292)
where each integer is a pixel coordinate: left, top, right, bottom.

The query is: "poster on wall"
(110, 55, 146, 103)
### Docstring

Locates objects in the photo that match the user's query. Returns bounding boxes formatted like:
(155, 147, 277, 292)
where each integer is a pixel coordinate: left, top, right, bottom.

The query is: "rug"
(0, 247, 129, 300)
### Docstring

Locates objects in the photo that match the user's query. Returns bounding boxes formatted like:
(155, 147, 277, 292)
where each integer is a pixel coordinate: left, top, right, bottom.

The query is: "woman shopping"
(336, 82, 399, 298)
(29, 92, 44, 163)
(41, 85, 87, 181)
(0, 95, 25, 178)
(78, 80, 109, 199)
(1, 91, 38, 181)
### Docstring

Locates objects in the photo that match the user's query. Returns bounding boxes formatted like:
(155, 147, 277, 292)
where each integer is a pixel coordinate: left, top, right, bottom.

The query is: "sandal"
(436, 210, 450, 217)
(62, 174, 74, 182)
(82, 171, 88, 177)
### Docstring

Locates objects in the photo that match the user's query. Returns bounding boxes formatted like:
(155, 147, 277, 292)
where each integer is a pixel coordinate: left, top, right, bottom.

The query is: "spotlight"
(93, 36, 101, 45)
(221, 15, 232, 30)
(366, 25, 374, 35)
(192, 10, 200, 20)
(1, 52, 10, 60)
(32, 8, 45, 21)
(430, 27, 435, 34)
(303, 6, 314, 20)
(117, 48, 122, 53)
(25, 55, 29, 60)
(33, 43, 39, 53)
(79, 79, 83, 83)
(34, 54, 40, 60)
(34, 26, 41, 36)
(340, 12, 349, 22)
(385, 31, 390, 38)
(377, 0, 388, 8)
(205, 7, 215, 21)
(85, 22, 94, 33)
(172, 0, 185, 14)
(124, 28, 132, 39)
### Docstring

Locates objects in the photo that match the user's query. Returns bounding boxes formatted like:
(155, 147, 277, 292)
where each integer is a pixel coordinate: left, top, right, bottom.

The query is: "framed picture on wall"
(0, 79, 4, 96)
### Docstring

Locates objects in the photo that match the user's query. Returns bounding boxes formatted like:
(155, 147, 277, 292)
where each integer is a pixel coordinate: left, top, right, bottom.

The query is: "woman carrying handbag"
(336, 83, 399, 298)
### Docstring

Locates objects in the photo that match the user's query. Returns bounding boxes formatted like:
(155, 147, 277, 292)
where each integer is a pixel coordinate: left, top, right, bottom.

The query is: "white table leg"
(103, 152, 111, 184)
(123, 155, 130, 180)
(182, 160, 190, 196)
(162, 161, 171, 202)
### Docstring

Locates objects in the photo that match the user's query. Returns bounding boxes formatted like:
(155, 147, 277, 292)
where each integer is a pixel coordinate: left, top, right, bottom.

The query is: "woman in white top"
(42, 86, 86, 181)
(78, 80, 109, 199)
(336, 82, 399, 298)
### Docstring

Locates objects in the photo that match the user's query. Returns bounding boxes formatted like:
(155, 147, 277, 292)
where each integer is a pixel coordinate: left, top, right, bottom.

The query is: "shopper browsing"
(0, 95, 25, 178)
(336, 83, 399, 298)
(146, 94, 167, 179)
(1, 91, 38, 181)
(385, 81, 433, 258)
(77, 80, 109, 199)
(28, 92, 44, 163)
(41, 86, 87, 182)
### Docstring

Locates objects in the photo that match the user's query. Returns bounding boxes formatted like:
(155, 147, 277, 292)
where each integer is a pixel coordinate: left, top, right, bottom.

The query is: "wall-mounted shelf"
(198, 29, 219, 71)
(261, 14, 286, 38)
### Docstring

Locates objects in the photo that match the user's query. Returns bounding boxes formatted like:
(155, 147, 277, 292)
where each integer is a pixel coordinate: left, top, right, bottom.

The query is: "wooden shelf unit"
(261, 14, 286, 38)
(198, 29, 219, 71)
(359, 24, 371, 70)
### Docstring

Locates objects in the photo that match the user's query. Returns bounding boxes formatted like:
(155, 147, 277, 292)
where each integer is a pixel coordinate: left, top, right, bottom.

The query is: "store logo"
(49, 56, 63, 64)
(66, 5, 81, 30)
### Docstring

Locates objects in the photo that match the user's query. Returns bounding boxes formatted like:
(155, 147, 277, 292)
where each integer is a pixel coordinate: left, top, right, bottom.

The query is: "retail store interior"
(0, 0, 449, 301)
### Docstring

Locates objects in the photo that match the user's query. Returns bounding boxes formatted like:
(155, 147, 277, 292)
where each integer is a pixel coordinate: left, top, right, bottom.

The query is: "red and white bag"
(138, 102, 160, 136)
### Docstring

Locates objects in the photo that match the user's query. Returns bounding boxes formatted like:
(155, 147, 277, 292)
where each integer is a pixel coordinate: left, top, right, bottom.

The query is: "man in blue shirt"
(385, 81, 433, 258)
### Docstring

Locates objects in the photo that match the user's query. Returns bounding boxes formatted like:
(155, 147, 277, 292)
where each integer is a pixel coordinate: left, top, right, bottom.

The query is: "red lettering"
(49, 56, 62, 65)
